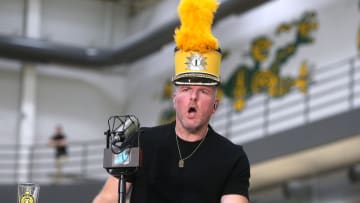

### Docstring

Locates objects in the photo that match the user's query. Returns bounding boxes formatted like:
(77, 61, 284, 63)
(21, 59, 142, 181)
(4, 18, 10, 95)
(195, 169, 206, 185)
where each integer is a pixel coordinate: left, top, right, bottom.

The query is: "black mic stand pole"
(104, 116, 141, 203)
(118, 173, 126, 203)
(105, 129, 126, 203)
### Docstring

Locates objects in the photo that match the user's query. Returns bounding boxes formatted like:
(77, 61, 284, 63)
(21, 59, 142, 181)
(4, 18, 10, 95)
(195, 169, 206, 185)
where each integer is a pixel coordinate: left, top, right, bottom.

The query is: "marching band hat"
(172, 0, 222, 86)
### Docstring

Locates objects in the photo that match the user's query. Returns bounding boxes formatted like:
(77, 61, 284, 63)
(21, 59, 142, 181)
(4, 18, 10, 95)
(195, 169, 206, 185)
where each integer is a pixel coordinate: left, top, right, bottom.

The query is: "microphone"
(111, 115, 139, 143)
(103, 115, 142, 203)
(103, 115, 142, 174)
(109, 115, 140, 154)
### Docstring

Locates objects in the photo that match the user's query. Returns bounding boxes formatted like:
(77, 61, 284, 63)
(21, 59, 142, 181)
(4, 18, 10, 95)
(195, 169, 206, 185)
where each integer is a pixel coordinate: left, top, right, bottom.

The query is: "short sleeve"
(222, 147, 250, 200)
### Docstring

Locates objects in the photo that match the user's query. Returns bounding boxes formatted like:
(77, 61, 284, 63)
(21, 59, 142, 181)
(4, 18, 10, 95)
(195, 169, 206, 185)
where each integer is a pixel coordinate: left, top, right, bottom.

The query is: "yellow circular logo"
(20, 191, 34, 203)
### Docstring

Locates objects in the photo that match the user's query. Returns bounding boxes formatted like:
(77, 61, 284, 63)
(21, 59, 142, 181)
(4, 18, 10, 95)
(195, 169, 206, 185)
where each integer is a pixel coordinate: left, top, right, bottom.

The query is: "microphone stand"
(119, 173, 126, 203)
(114, 142, 140, 203)
(103, 116, 141, 203)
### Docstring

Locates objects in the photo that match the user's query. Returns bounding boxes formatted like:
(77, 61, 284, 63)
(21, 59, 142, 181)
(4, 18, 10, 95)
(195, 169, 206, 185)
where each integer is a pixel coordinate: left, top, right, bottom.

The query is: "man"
(49, 125, 68, 183)
(93, 0, 250, 202)
(93, 85, 250, 203)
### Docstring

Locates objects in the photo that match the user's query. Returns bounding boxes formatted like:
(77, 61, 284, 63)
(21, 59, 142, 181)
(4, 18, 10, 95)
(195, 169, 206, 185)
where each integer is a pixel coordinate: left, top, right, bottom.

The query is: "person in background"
(49, 125, 68, 184)
(93, 0, 250, 202)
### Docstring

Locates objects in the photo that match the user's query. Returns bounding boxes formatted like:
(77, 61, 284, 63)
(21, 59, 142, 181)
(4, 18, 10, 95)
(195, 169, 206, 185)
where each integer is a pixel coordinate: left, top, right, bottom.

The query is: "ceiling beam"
(0, 0, 270, 68)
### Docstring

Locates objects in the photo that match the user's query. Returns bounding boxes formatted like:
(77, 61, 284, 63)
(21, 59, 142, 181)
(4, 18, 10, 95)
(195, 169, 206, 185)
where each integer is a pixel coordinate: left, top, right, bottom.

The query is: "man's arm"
(92, 176, 132, 203)
(221, 194, 249, 203)
(48, 138, 67, 147)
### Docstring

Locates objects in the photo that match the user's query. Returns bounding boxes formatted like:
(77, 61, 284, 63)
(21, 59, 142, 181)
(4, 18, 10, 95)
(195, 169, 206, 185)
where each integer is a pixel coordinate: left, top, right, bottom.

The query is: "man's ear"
(213, 99, 220, 111)
(172, 94, 176, 108)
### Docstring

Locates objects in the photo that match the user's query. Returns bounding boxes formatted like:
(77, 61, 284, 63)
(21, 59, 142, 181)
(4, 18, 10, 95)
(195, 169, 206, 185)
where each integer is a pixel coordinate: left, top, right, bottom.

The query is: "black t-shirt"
(51, 133, 67, 158)
(127, 122, 250, 203)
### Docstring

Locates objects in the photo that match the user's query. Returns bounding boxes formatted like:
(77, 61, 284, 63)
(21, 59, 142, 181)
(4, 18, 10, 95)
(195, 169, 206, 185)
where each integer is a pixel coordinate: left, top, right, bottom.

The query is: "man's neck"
(175, 123, 209, 142)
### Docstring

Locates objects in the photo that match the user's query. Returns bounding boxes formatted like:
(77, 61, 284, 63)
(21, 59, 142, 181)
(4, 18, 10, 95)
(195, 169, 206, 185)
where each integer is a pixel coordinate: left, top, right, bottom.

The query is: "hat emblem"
(185, 53, 207, 71)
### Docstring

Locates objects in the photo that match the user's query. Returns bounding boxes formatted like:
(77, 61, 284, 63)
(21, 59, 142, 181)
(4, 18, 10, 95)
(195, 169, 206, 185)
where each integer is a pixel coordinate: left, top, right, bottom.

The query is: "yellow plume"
(174, 0, 220, 53)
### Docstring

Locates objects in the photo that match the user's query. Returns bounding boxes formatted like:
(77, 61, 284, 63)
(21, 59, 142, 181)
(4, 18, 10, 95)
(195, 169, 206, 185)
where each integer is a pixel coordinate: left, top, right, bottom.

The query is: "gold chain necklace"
(175, 128, 208, 168)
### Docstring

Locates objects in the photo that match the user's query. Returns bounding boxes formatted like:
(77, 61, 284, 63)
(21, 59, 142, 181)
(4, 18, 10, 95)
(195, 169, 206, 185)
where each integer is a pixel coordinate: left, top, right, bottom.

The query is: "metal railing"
(0, 140, 106, 184)
(212, 55, 360, 144)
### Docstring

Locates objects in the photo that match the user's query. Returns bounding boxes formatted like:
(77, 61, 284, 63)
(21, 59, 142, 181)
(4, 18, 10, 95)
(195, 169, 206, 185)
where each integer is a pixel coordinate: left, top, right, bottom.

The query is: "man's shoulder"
(140, 122, 174, 137)
(209, 127, 245, 153)
(137, 122, 174, 146)
(52, 133, 65, 139)
(142, 122, 173, 131)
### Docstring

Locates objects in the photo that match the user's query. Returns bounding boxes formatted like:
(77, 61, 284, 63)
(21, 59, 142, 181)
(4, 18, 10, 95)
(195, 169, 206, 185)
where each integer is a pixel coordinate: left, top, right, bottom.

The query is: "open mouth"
(188, 107, 197, 114)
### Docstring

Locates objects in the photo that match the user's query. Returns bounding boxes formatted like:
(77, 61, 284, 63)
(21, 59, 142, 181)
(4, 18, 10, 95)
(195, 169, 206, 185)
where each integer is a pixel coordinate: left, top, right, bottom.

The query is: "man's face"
(56, 126, 62, 134)
(173, 85, 219, 132)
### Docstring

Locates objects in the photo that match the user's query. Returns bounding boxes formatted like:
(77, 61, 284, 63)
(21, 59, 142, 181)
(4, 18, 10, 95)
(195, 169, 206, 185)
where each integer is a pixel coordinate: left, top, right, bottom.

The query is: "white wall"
(35, 68, 126, 143)
(0, 0, 133, 144)
(0, 67, 126, 144)
(41, 0, 129, 47)
(0, 67, 21, 144)
(0, 0, 23, 36)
